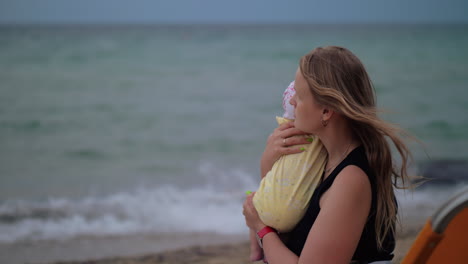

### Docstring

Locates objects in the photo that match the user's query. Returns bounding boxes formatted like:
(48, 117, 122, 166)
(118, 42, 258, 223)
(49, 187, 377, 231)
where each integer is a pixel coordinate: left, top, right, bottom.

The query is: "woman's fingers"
(281, 134, 312, 147)
(277, 121, 296, 131)
(264, 123, 312, 159)
(280, 145, 306, 155)
(261, 122, 313, 177)
(276, 121, 311, 144)
(243, 193, 256, 214)
(271, 123, 306, 142)
(243, 193, 261, 230)
(280, 127, 309, 140)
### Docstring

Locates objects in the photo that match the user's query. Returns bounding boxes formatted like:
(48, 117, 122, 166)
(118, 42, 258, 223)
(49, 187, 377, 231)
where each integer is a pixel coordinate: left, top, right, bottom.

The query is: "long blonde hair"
(299, 46, 412, 249)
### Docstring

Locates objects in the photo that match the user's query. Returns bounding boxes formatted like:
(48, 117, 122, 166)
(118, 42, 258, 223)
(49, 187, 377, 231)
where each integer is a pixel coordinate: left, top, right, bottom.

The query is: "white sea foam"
(0, 163, 258, 243)
(0, 162, 465, 244)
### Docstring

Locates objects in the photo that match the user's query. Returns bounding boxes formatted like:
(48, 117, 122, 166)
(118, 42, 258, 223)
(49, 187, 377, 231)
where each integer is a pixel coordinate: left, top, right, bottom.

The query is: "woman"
(243, 46, 412, 264)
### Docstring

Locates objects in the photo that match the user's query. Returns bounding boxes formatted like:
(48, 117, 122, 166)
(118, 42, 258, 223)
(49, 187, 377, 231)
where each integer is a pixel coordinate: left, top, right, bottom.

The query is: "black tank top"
(285, 146, 395, 262)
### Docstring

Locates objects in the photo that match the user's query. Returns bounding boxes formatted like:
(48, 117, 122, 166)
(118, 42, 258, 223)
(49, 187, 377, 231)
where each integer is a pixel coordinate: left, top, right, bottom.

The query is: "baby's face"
(282, 81, 296, 120)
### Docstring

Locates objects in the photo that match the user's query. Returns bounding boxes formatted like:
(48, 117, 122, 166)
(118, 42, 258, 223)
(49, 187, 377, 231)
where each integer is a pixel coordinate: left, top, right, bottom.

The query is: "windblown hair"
(299, 46, 412, 249)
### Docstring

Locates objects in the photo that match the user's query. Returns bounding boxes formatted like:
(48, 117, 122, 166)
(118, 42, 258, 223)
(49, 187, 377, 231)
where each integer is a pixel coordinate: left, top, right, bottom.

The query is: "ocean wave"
(0, 163, 257, 243)
(0, 162, 465, 244)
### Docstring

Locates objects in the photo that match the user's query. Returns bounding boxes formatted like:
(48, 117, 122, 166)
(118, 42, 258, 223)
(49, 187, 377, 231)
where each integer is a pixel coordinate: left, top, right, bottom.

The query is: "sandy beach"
(0, 186, 443, 264)
(29, 216, 423, 264)
(0, 233, 247, 264)
(36, 232, 419, 264)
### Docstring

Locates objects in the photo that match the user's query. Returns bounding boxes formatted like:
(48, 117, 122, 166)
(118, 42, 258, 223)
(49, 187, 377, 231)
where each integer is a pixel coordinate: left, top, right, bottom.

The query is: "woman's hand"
(243, 192, 266, 232)
(260, 121, 311, 177)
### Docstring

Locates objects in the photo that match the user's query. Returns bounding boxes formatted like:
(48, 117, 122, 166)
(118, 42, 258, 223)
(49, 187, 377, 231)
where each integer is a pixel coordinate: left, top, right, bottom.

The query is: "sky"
(0, 0, 467, 24)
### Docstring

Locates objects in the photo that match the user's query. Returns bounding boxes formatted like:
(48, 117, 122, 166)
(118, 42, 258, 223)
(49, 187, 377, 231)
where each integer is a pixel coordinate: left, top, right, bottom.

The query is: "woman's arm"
(297, 165, 372, 264)
(243, 165, 372, 264)
(260, 121, 311, 178)
(243, 194, 300, 263)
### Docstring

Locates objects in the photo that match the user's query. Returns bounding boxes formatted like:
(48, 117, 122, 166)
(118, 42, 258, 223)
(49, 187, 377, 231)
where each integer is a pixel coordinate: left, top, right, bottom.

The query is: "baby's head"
(282, 81, 296, 119)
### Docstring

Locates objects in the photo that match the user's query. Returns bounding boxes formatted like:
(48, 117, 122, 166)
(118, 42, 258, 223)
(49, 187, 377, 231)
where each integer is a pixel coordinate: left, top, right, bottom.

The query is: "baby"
(249, 81, 327, 261)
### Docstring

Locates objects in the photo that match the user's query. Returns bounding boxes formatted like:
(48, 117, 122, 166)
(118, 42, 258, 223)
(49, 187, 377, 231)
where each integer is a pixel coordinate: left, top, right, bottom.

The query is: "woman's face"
(290, 68, 324, 134)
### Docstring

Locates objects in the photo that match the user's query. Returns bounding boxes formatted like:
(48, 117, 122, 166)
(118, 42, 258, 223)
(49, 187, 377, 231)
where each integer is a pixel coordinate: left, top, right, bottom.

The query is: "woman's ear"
(322, 108, 334, 122)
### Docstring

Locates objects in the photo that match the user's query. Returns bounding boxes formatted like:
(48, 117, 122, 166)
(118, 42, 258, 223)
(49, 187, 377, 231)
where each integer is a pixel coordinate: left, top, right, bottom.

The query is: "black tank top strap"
(321, 145, 375, 192)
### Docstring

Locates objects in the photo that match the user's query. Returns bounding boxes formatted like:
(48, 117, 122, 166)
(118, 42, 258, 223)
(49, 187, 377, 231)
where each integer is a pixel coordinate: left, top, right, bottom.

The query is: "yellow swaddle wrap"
(253, 116, 327, 233)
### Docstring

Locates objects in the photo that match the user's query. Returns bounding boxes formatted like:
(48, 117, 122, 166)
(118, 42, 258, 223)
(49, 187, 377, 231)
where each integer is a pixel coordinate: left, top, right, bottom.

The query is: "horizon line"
(1, 21, 468, 27)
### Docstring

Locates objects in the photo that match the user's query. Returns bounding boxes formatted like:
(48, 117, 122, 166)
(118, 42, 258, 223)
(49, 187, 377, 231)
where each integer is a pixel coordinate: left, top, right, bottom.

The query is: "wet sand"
(39, 234, 419, 264)
(37, 222, 422, 264)
(1, 201, 428, 264)
(0, 233, 247, 264)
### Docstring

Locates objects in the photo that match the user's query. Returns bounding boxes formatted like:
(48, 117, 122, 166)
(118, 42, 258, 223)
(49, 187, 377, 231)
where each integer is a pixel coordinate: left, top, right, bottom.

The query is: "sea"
(0, 24, 467, 262)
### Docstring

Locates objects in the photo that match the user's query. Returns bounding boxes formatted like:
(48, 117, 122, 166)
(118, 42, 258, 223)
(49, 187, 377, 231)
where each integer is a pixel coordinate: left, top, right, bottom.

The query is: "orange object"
(401, 188, 468, 264)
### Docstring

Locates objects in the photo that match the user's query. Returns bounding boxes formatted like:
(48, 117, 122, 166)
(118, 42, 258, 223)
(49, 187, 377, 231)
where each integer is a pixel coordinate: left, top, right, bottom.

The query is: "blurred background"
(0, 0, 467, 263)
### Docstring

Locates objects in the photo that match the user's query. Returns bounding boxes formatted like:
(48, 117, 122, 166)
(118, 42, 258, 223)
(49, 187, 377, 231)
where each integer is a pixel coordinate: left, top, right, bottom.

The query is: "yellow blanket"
(253, 116, 327, 232)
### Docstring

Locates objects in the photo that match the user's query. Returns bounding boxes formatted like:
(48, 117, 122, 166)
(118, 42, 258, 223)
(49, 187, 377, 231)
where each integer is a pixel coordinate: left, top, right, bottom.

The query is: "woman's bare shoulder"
(331, 165, 371, 198)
